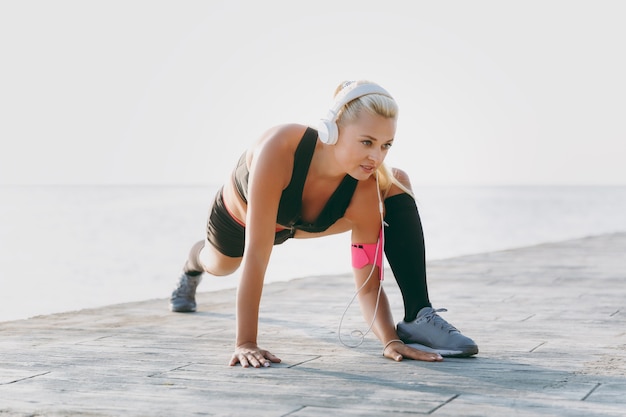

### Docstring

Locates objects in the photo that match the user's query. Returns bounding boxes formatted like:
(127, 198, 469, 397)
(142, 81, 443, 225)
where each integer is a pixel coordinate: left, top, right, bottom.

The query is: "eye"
(361, 140, 373, 146)
(383, 142, 393, 150)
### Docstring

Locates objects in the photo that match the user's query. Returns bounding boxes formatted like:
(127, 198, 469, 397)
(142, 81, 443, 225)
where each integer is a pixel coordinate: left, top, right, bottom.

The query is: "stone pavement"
(1, 233, 625, 416)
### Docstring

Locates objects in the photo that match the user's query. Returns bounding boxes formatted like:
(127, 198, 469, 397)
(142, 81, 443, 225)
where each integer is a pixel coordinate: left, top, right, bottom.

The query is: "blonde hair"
(333, 80, 413, 198)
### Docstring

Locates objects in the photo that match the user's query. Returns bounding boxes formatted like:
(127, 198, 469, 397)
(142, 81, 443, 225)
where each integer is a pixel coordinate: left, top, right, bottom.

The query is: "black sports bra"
(232, 127, 357, 233)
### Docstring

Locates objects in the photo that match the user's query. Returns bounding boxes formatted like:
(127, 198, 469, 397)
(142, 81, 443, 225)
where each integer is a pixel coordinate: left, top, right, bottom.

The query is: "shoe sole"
(169, 304, 196, 313)
(407, 343, 478, 358)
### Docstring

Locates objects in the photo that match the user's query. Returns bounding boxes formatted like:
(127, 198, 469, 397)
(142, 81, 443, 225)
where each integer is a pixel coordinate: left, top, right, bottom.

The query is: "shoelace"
(173, 276, 195, 297)
(421, 308, 459, 333)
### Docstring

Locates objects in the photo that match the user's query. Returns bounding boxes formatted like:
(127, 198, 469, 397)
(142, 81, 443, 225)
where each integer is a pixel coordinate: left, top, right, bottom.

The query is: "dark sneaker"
(397, 307, 478, 357)
(169, 273, 202, 312)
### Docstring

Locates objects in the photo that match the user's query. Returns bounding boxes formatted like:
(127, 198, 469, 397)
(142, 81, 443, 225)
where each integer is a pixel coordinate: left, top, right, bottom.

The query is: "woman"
(170, 80, 478, 368)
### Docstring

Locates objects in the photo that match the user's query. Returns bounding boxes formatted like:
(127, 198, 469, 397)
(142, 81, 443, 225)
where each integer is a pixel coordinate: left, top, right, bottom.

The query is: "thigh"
(199, 239, 242, 276)
(202, 188, 245, 275)
(344, 180, 384, 243)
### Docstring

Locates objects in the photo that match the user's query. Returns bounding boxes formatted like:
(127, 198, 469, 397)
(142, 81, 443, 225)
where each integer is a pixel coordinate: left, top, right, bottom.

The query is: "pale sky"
(1, 0, 625, 186)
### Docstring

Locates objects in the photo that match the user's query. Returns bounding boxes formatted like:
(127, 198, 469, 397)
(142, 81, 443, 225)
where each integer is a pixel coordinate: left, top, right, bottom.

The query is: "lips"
(360, 164, 376, 174)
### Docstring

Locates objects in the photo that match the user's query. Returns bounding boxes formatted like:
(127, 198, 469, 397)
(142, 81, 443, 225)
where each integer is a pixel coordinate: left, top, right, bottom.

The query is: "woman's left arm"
(351, 257, 442, 362)
(349, 202, 442, 362)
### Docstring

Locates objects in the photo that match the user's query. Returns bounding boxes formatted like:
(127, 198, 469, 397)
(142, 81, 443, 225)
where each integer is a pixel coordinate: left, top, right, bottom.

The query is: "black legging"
(384, 193, 432, 322)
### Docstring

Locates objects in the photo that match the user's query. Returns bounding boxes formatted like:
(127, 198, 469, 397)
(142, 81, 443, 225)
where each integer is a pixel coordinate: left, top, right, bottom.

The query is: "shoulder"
(246, 124, 310, 170)
(247, 124, 311, 187)
(253, 123, 311, 155)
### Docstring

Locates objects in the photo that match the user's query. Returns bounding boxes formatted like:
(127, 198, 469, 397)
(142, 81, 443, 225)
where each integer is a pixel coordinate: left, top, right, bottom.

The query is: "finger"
(248, 355, 263, 368)
(228, 354, 239, 367)
(239, 355, 250, 368)
(404, 347, 443, 362)
(418, 353, 442, 362)
(263, 351, 282, 363)
(383, 348, 403, 362)
(258, 354, 272, 367)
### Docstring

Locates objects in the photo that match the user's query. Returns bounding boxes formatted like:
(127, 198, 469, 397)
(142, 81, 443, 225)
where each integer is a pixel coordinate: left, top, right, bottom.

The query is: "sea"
(1, 185, 625, 323)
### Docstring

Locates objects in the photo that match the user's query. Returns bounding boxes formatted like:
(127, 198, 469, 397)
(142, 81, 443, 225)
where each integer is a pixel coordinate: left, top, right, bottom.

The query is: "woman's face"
(334, 111, 397, 180)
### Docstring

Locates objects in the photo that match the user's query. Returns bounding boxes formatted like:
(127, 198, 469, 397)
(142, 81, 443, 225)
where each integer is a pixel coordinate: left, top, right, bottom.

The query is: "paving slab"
(1, 233, 625, 416)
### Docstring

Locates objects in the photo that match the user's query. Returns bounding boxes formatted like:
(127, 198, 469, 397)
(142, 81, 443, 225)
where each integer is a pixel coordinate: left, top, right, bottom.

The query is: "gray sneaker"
(397, 307, 478, 357)
(169, 273, 202, 312)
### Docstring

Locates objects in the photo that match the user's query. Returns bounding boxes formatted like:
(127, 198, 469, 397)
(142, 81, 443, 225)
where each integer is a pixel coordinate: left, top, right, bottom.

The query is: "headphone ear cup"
(319, 82, 392, 145)
(318, 119, 338, 144)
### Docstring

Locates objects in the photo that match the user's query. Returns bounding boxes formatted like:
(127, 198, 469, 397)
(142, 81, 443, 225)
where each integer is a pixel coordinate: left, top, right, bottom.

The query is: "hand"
(229, 342, 282, 368)
(383, 341, 443, 362)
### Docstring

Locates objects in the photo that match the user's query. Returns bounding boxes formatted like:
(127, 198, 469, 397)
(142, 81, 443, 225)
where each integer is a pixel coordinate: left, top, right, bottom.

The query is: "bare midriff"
(222, 178, 287, 232)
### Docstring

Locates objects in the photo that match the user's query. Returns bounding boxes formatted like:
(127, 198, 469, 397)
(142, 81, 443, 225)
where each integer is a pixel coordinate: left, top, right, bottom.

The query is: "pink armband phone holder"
(351, 239, 384, 281)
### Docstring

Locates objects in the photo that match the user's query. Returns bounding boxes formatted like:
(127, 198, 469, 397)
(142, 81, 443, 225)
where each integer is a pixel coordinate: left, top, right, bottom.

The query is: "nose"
(368, 148, 383, 165)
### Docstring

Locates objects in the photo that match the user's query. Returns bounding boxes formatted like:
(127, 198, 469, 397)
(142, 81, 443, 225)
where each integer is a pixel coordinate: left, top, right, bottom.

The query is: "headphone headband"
(318, 82, 393, 144)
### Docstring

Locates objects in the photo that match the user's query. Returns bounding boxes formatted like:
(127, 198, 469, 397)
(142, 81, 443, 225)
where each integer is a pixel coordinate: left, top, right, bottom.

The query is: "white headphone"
(318, 82, 393, 145)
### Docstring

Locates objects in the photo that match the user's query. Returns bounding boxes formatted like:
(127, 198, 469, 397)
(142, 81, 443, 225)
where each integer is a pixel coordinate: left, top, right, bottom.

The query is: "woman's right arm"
(229, 125, 304, 367)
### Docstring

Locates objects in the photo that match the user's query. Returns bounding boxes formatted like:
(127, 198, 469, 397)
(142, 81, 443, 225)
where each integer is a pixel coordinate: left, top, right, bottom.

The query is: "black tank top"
(232, 127, 358, 233)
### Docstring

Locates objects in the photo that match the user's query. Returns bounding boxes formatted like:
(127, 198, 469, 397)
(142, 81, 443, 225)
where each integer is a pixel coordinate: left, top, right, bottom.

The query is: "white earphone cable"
(338, 171, 386, 348)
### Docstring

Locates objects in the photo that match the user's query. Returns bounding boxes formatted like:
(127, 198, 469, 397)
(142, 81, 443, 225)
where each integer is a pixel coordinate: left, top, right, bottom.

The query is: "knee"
(204, 265, 238, 277)
(387, 167, 413, 198)
(392, 167, 411, 187)
(199, 244, 242, 276)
